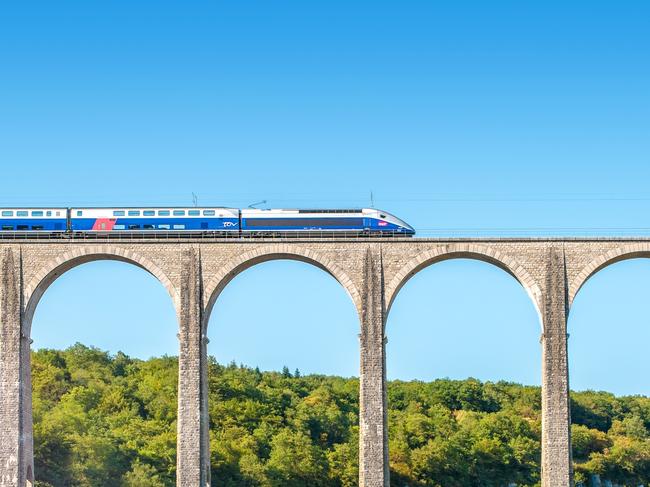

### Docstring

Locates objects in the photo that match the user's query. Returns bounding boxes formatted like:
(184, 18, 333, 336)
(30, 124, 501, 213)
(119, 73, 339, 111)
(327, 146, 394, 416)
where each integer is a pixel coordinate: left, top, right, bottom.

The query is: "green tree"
(266, 429, 328, 486)
(31, 344, 650, 487)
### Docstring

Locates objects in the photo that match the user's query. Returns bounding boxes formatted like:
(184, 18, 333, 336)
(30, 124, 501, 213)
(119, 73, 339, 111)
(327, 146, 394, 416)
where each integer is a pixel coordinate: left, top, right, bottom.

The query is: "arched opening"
(385, 257, 542, 486)
(204, 258, 360, 486)
(568, 257, 650, 485)
(27, 257, 178, 487)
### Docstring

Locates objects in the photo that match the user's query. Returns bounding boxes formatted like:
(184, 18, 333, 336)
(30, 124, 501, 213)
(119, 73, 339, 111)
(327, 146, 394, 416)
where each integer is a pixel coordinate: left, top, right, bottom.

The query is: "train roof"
(69, 206, 238, 209)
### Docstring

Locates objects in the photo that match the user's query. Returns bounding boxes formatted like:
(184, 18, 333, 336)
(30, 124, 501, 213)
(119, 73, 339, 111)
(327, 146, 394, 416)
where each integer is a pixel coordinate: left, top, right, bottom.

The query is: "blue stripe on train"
(0, 218, 67, 231)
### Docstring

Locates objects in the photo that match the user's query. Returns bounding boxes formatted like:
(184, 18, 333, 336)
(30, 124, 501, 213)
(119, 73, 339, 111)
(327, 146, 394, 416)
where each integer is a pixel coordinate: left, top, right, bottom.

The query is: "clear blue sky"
(2, 1, 649, 395)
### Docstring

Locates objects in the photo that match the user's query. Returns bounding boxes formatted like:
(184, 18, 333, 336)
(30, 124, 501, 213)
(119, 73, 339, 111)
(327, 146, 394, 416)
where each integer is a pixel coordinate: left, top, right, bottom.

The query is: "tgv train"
(0, 207, 415, 236)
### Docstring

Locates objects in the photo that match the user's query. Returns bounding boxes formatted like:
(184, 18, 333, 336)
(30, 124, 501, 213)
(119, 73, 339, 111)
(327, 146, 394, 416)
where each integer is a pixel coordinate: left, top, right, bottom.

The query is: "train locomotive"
(0, 207, 415, 236)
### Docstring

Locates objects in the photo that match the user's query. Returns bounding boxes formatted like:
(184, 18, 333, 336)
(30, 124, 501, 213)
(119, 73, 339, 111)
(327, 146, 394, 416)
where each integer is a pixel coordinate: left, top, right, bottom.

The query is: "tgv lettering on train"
(0, 207, 415, 236)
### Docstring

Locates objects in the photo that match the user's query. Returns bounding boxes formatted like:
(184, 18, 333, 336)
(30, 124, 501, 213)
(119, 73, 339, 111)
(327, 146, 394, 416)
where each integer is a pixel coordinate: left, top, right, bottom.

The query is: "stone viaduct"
(1, 236, 649, 487)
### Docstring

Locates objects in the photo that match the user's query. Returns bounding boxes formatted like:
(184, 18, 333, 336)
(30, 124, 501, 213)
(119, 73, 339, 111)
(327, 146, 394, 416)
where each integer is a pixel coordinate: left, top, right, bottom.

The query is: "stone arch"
(202, 244, 362, 332)
(384, 243, 543, 328)
(23, 246, 179, 337)
(569, 243, 650, 307)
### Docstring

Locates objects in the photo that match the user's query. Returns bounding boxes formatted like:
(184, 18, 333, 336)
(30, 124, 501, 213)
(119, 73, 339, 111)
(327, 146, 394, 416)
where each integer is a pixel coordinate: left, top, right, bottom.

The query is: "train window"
(17, 211, 28, 217)
(31, 211, 44, 217)
(2, 225, 13, 230)
(113, 210, 126, 217)
(32, 225, 44, 230)
(46, 211, 52, 217)
(114, 224, 125, 230)
(188, 210, 200, 216)
(203, 210, 216, 216)
(17, 225, 28, 230)
(1, 211, 13, 217)
(143, 224, 155, 230)
(77, 211, 83, 216)
(158, 224, 171, 229)
(299, 209, 361, 214)
(128, 210, 141, 216)
(173, 210, 185, 216)
(56, 211, 61, 216)
(158, 210, 170, 216)
(380, 214, 386, 218)
(173, 224, 185, 229)
(128, 224, 140, 230)
(143, 210, 155, 216)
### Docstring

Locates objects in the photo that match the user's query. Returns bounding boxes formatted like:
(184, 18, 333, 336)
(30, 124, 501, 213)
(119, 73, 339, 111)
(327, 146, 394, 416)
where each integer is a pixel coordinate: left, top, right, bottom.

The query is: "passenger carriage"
(70, 207, 240, 232)
(0, 208, 68, 232)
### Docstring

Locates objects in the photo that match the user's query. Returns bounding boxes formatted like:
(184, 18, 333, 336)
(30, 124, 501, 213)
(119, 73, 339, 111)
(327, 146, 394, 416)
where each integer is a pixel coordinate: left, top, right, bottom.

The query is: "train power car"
(240, 208, 414, 235)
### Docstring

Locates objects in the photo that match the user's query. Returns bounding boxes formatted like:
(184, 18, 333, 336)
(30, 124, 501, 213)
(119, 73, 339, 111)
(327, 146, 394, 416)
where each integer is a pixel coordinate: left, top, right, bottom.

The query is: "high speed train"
(0, 207, 415, 236)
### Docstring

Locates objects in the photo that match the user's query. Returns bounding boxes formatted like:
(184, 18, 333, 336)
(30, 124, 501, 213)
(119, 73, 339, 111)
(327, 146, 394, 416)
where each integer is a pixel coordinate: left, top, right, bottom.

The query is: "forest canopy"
(31, 344, 650, 487)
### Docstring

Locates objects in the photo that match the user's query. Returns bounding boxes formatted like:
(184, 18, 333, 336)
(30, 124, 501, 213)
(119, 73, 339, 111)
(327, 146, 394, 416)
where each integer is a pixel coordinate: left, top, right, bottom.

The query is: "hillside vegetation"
(32, 345, 650, 486)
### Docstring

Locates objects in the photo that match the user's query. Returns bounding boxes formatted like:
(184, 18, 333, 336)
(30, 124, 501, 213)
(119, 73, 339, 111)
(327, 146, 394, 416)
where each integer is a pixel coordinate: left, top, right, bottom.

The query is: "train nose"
(398, 220, 416, 234)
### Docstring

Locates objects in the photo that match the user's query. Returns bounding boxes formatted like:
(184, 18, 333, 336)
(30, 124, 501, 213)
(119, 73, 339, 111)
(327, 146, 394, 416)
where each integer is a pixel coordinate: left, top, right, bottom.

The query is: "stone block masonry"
(4, 236, 650, 486)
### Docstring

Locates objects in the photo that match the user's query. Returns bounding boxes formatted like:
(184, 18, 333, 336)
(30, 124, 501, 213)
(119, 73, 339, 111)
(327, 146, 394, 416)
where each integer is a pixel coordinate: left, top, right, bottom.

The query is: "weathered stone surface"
(4, 236, 650, 486)
(176, 247, 210, 487)
(540, 247, 572, 487)
(359, 246, 389, 487)
(0, 248, 31, 487)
